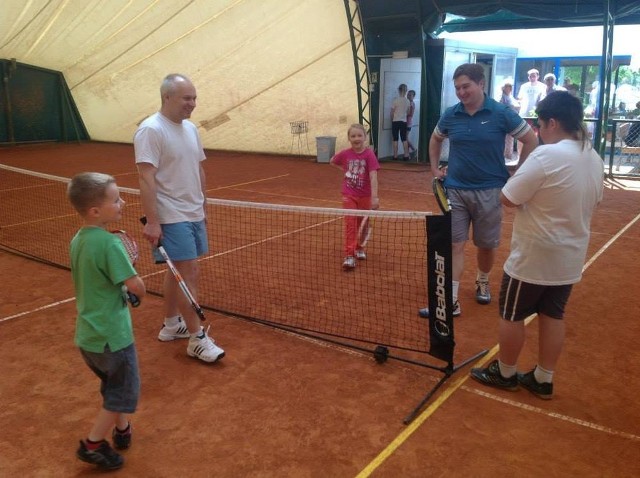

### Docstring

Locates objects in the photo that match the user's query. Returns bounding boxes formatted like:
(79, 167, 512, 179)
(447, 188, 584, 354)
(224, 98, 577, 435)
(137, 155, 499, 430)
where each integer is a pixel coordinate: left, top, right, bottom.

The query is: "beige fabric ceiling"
(0, 0, 359, 154)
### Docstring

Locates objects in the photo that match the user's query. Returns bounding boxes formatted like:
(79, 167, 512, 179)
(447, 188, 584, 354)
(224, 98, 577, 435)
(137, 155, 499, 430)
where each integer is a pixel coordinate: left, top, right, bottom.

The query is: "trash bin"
(316, 136, 336, 163)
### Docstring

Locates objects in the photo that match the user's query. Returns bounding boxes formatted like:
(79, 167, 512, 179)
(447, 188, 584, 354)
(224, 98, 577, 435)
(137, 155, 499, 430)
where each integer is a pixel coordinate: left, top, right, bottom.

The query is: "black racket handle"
(140, 216, 162, 246)
(127, 292, 141, 308)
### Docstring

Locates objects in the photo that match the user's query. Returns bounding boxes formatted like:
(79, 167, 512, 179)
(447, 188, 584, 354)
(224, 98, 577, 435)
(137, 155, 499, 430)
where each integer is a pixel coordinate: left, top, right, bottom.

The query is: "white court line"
(384, 188, 431, 195)
(0, 297, 75, 324)
(466, 387, 640, 441)
(208, 174, 290, 191)
(227, 188, 339, 204)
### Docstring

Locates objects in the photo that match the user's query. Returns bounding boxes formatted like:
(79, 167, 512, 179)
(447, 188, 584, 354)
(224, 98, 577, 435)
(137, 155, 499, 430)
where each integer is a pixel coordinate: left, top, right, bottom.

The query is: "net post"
(403, 213, 488, 424)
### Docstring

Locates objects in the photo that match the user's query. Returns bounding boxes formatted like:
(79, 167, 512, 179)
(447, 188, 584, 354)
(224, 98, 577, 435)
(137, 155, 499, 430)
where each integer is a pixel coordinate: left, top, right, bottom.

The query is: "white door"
(378, 58, 422, 160)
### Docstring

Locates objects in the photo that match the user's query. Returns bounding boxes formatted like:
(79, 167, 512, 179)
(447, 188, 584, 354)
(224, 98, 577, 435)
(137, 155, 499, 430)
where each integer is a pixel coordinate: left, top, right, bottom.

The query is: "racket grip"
(127, 292, 141, 308)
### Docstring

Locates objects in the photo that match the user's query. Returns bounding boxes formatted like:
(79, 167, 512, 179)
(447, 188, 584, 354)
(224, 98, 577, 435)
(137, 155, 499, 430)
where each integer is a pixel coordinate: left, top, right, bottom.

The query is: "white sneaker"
(418, 300, 461, 318)
(157, 317, 190, 342)
(342, 256, 356, 270)
(355, 249, 367, 260)
(187, 326, 225, 363)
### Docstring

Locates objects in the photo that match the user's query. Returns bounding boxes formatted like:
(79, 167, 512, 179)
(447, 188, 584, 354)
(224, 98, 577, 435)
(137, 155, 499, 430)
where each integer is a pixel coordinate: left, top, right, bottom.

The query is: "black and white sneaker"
(470, 360, 518, 391)
(518, 370, 554, 400)
(187, 326, 225, 363)
(77, 440, 123, 470)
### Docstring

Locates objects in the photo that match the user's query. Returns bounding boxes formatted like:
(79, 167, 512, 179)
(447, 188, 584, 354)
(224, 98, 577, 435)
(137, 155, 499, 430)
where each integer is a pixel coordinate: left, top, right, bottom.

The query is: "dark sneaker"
(470, 359, 518, 391)
(418, 301, 461, 319)
(475, 280, 491, 304)
(518, 370, 554, 400)
(77, 440, 123, 470)
(112, 423, 132, 450)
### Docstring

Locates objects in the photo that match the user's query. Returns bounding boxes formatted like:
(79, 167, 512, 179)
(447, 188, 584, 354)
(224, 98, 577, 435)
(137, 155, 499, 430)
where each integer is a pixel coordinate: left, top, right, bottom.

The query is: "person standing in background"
(406, 89, 418, 158)
(543, 73, 566, 96)
(517, 69, 546, 118)
(499, 79, 520, 161)
(390, 83, 411, 160)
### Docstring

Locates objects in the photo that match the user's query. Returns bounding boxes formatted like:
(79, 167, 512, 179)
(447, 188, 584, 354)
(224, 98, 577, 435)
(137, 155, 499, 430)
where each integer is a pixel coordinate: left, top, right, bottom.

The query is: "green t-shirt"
(70, 227, 137, 352)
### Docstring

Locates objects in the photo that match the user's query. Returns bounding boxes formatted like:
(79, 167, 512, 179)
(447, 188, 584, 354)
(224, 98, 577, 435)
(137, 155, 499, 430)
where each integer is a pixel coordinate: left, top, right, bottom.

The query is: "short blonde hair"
(67, 172, 116, 215)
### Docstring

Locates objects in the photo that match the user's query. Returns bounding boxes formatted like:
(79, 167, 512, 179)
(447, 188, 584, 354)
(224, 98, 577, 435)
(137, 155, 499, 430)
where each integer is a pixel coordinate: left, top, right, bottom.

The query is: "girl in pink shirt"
(330, 124, 380, 270)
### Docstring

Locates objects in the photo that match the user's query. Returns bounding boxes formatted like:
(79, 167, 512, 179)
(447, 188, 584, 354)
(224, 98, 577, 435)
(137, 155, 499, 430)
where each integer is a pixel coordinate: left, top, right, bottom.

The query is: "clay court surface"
(1, 142, 639, 477)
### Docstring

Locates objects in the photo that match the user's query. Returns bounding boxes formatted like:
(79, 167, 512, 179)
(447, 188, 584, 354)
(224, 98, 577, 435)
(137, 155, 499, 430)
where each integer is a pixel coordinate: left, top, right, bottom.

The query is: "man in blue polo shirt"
(419, 63, 538, 318)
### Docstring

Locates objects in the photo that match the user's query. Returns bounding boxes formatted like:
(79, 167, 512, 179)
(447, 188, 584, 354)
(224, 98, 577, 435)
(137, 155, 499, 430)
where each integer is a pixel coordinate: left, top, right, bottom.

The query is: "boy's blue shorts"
(80, 343, 140, 414)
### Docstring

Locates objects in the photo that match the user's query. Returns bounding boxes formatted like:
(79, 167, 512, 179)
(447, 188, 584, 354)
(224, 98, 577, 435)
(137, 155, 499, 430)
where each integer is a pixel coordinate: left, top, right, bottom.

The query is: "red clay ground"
(1, 142, 639, 477)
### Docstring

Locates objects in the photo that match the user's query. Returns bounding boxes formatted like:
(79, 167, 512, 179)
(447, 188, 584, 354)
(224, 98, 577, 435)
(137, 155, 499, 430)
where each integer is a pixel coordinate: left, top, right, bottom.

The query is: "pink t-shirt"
(332, 147, 380, 197)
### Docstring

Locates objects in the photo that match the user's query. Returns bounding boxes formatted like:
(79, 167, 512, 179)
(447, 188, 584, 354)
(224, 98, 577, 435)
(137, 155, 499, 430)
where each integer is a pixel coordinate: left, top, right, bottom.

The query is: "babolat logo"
(433, 251, 451, 337)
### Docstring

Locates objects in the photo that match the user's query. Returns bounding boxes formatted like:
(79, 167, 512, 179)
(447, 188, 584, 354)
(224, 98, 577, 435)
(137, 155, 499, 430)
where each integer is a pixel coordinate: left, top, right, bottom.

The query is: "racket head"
(112, 230, 139, 265)
(357, 216, 372, 247)
(432, 177, 451, 214)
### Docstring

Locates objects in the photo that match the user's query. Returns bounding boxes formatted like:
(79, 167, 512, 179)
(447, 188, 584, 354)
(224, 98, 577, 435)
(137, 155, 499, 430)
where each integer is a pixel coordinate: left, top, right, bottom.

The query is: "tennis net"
(1, 163, 432, 352)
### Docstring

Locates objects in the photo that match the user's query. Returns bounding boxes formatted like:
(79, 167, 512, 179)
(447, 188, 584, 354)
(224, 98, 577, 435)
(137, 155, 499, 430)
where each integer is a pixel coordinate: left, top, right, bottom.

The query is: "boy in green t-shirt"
(67, 172, 146, 470)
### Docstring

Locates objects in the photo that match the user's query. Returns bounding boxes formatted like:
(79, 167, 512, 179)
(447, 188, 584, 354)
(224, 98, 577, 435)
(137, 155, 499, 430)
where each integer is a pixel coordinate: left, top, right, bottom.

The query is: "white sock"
(452, 281, 460, 302)
(190, 326, 204, 339)
(534, 365, 554, 384)
(477, 270, 489, 283)
(498, 360, 517, 378)
(164, 315, 181, 327)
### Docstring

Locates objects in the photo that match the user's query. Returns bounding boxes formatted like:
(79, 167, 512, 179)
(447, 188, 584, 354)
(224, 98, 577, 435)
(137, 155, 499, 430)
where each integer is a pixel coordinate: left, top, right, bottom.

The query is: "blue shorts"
(154, 220, 208, 262)
(499, 273, 573, 321)
(80, 343, 140, 414)
(448, 188, 502, 249)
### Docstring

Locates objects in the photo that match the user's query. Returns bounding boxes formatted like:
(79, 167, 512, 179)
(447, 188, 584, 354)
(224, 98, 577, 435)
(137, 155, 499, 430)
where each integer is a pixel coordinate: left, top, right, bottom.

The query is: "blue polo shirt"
(436, 96, 529, 189)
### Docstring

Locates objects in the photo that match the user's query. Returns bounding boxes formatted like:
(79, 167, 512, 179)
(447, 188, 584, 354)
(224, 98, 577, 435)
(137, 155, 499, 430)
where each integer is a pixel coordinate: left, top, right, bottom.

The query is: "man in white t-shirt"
(517, 69, 546, 118)
(135, 74, 224, 363)
(470, 91, 603, 400)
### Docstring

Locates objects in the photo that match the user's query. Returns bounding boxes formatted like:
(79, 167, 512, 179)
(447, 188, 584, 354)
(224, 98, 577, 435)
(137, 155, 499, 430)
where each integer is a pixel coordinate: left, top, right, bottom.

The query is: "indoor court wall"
(0, 0, 358, 154)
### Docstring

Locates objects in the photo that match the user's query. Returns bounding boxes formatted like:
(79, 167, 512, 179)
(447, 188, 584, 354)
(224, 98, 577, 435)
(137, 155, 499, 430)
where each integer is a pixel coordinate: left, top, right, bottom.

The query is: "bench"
(615, 146, 640, 172)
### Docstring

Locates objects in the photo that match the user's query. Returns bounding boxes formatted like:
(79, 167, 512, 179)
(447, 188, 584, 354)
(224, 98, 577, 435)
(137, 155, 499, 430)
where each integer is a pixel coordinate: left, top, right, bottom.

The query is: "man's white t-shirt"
(134, 112, 206, 224)
(517, 81, 546, 117)
(502, 139, 604, 285)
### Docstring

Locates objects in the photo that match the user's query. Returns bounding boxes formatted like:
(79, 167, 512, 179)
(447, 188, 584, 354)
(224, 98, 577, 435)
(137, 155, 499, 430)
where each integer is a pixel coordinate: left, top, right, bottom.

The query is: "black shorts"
(391, 121, 408, 141)
(499, 273, 573, 321)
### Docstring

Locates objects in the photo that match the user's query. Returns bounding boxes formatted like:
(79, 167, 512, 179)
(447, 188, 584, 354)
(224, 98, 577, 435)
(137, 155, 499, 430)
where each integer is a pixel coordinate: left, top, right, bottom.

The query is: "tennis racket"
(111, 230, 141, 308)
(432, 177, 451, 214)
(140, 217, 206, 321)
(357, 216, 372, 247)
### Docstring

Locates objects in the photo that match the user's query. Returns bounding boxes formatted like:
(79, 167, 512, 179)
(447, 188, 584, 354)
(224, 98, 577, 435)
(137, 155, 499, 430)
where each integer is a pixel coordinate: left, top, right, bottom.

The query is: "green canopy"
(359, 1, 640, 34)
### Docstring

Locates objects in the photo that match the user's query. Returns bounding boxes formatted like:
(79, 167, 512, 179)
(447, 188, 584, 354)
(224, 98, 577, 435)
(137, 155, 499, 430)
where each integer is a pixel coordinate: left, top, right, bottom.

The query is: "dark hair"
(536, 91, 590, 148)
(453, 63, 485, 84)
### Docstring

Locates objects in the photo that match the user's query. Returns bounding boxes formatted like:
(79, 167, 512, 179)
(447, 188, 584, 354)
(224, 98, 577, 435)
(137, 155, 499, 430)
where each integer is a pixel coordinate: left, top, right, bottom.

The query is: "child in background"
(67, 172, 146, 470)
(406, 89, 417, 157)
(330, 124, 380, 270)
